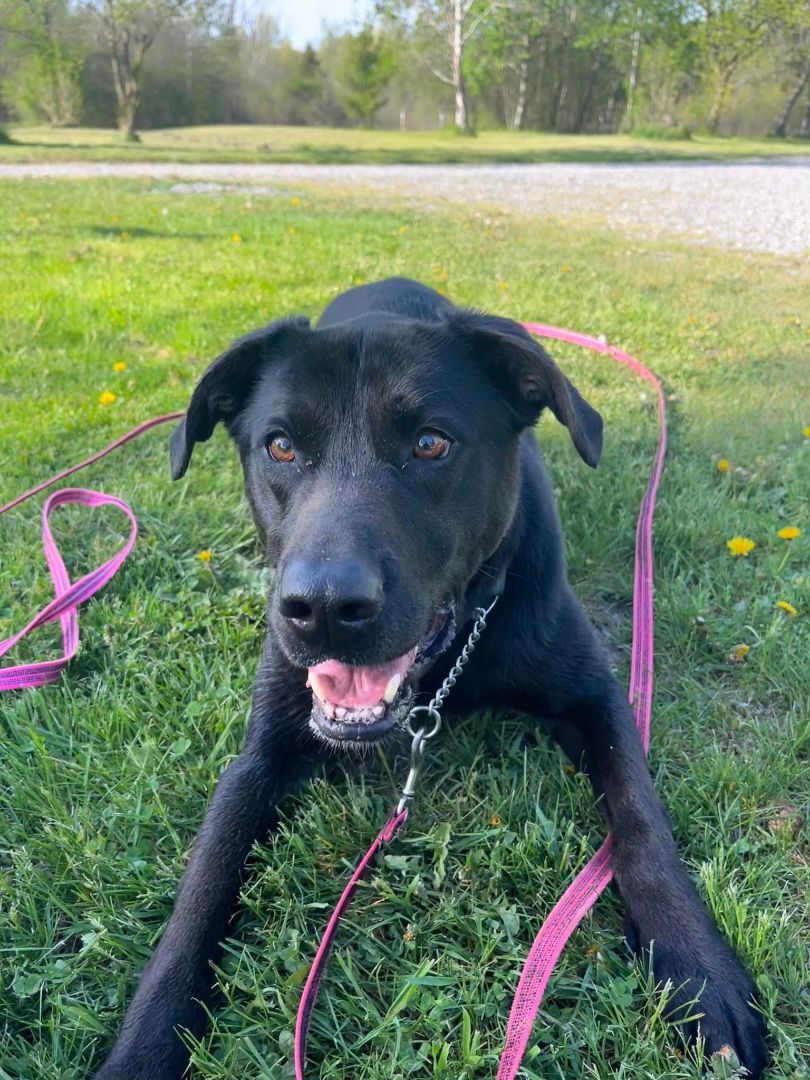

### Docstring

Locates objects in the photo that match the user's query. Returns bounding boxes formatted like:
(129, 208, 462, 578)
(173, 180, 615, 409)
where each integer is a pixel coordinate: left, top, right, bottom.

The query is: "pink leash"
(0, 413, 182, 691)
(0, 328, 667, 1079)
(294, 326, 667, 1079)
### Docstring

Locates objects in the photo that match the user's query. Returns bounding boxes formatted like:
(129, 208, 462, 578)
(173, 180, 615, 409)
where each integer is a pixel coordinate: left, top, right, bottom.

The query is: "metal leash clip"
(396, 597, 497, 814)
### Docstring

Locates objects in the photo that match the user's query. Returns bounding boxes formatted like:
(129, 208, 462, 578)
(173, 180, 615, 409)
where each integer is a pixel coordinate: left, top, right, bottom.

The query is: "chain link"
(396, 597, 498, 813)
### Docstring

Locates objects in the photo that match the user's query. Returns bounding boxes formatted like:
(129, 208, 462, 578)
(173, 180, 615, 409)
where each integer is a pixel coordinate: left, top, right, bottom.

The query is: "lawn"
(4, 124, 810, 164)
(0, 179, 808, 1080)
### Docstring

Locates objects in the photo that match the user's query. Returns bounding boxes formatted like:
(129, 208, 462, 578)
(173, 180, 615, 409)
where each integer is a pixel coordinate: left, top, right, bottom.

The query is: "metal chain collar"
(396, 596, 498, 814)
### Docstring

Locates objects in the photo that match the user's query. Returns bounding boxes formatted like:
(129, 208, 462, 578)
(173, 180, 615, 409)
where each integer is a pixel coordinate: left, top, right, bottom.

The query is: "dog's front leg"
(549, 675, 769, 1076)
(491, 596, 769, 1077)
(94, 725, 307, 1080)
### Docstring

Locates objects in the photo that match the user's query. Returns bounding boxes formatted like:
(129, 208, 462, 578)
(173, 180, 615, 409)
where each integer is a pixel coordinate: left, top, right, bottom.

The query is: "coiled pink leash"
(0, 413, 182, 692)
(294, 325, 667, 1079)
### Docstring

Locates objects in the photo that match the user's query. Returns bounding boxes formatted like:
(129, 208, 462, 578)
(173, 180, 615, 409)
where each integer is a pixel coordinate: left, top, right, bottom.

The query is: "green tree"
(83, 0, 221, 138)
(770, 0, 810, 134)
(0, 0, 84, 123)
(689, 0, 777, 131)
(379, 0, 501, 130)
(336, 24, 393, 126)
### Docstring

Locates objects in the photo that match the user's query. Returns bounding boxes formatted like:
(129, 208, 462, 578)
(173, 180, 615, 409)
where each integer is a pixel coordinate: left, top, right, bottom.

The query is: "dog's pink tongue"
(308, 651, 415, 708)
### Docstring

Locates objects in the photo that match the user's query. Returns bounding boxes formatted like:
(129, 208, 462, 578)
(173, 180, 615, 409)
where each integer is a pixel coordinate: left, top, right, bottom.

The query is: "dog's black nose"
(278, 557, 384, 648)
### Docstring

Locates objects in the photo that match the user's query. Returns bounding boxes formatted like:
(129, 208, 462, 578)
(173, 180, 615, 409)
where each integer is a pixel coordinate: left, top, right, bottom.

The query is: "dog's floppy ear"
(170, 316, 311, 480)
(452, 310, 603, 468)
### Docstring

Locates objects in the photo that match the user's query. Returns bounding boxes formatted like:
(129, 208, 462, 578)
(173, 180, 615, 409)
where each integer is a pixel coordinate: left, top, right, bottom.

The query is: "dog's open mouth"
(307, 604, 456, 746)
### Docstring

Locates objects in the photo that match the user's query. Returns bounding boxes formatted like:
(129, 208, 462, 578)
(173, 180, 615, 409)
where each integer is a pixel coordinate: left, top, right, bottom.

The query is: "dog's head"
(170, 306, 602, 749)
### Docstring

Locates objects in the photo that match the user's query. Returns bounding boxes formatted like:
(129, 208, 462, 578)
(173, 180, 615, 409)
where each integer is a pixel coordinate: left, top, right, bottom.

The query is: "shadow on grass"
(86, 225, 213, 240)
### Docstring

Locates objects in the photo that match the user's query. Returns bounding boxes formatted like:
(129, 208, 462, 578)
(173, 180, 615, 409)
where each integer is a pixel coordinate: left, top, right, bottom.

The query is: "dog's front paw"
(650, 936, 769, 1078)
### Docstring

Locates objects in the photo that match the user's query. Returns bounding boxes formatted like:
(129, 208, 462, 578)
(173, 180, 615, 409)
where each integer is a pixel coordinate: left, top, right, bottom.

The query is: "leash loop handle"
(0, 489, 139, 692)
(0, 411, 182, 693)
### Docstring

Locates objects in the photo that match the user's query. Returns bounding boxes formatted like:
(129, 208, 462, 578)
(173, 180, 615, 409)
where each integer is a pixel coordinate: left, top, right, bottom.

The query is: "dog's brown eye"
(414, 429, 452, 460)
(267, 433, 295, 462)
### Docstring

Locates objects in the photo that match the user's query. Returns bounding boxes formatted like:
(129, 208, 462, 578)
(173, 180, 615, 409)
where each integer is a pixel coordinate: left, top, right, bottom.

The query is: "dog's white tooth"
(335, 706, 347, 719)
(372, 704, 385, 718)
(323, 701, 335, 718)
(383, 674, 402, 704)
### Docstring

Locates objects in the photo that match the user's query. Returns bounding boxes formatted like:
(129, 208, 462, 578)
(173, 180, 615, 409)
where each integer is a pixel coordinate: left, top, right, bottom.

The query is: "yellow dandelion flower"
(776, 600, 797, 616)
(288, 226, 297, 235)
(112, 361, 127, 373)
(489, 814, 503, 827)
(403, 927, 416, 942)
(499, 282, 510, 290)
(726, 536, 756, 557)
(561, 264, 571, 273)
(290, 196, 301, 206)
(803, 426, 810, 437)
(98, 390, 116, 405)
(716, 458, 730, 473)
(231, 233, 242, 244)
(197, 550, 213, 562)
(778, 526, 801, 540)
(398, 225, 408, 234)
(119, 230, 130, 240)
(729, 644, 750, 663)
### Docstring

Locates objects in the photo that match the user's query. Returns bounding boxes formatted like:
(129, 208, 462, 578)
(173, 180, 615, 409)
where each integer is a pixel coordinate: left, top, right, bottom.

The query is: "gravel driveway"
(3, 159, 809, 256)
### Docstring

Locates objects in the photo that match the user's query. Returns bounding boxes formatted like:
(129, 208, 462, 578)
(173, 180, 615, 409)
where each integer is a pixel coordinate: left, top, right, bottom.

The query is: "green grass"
(0, 179, 808, 1080)
(3, 124, 810, 164)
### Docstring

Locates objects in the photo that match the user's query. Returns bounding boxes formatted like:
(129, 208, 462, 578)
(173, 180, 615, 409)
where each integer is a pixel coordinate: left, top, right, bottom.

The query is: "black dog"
(95, 278, 768, 1078)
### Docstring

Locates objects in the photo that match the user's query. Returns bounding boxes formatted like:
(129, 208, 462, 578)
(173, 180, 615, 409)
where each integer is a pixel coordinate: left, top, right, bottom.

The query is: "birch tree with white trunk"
(381, 0, 500, 130)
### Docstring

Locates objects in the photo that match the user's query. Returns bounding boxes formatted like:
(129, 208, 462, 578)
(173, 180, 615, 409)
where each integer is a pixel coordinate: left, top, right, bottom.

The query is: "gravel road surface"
(3, 159, 808, 256)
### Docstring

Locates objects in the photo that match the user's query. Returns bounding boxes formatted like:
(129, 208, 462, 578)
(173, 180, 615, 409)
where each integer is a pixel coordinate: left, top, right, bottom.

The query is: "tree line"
(1, 0, 809, 139)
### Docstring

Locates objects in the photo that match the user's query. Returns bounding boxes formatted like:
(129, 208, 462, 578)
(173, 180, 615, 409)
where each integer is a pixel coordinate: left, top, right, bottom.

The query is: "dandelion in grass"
(231, 233, 242, 244)
(288, 226, 297, 235)
(290, 196, 301, 206)
(729, 644, 750, 663)
(489, 814, 503, 827)
(804, 426, 810, 438)
(776, 600, 797, 616)
(778, 526, 801, 540)
(398, 225, 408, 234)
(726, 536, 756, 557)
(98, 390, 116, 405)
(197, 550, 213, 562)
(119, 230, 130, 240)
(112, 361, 127, 373)
(717, 458, 730, 473)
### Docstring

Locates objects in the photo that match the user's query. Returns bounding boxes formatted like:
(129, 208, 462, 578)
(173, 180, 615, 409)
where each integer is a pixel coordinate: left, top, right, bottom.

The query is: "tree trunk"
(772, 61, 810, 138)
(552, 3, 577, 131)
(801, 93, 810, 138)
(575, 52, 603, 132)
(110, 46, 139, 139)
(512, 33, 529, 130)
(117, 95, 137, 138)
(624, 13, 641, 130)
(452, 0, 468, 130)
(708, 65, 734, 133)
